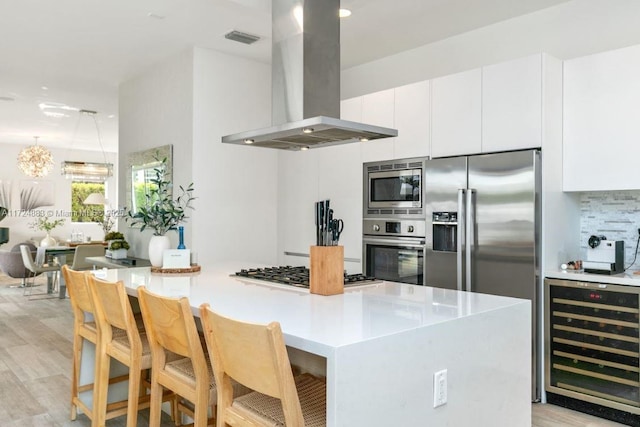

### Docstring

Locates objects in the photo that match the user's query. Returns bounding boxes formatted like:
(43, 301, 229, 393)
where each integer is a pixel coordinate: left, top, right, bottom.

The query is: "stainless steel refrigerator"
(424, 149, 541, 401)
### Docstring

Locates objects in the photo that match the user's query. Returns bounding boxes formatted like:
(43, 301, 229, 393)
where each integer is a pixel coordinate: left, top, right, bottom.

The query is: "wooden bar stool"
(87, 274, 178, 427)
(199, 303, 326, 427)
(137, 286, 218, 427)
(62, 264, 100, 421)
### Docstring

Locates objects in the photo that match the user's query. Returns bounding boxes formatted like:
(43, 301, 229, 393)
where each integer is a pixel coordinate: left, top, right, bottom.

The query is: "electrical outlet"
(433, 369, 447, 408)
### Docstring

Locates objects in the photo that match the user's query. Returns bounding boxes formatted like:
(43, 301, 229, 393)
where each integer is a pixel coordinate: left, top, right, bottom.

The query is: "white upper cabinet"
(361, 89, 395, 163)
(340, 96, 362, 122)
(564, 44, 640, 191)
(482, 54, 543, 152)
(393, 80, 430, 159)
(431, 68, 482, 158)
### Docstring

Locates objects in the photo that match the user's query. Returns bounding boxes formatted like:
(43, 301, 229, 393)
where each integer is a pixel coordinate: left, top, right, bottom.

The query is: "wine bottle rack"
(545, 278, 640, 414)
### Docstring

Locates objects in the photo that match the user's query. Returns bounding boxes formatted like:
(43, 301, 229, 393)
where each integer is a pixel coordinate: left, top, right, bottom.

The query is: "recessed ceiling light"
(147, 12, 165, 20)
(39, 102, 78, 112)
(0, 96, 15, 102)
(339, 8, 352, 18)
(300, 146, 309, 151)
(244, 139, 254, 144)
(359, 137, 369, 142)
(302, 127, 314, 134)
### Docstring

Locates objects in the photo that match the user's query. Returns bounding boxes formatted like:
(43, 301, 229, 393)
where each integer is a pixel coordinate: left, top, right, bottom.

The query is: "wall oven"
(363, 157, 427, 218)
(362, 219, 425, 286)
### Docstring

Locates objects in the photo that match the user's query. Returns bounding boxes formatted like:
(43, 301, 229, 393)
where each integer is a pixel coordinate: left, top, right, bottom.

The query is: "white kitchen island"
(92, 264, 531, 426)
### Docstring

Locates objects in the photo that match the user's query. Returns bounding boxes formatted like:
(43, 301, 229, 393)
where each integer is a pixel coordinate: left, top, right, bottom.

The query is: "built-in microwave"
(363, 157, 427, 218)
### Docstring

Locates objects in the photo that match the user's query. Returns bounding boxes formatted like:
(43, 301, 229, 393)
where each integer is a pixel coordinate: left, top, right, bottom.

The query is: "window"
(71, 180, 105, 222)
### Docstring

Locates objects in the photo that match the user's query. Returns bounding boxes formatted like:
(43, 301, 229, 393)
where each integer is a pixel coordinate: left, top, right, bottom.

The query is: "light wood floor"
(0, 274, 627, 426)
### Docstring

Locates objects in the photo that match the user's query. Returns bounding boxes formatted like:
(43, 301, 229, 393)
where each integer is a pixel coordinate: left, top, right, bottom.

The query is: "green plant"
(126, 157, 195, 236)
(29, 217, 65, 233)
(109, 240, 130, 250)
(104, 231, 125, 241)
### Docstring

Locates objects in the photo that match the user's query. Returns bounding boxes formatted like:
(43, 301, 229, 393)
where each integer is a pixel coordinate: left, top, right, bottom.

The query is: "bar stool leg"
(70, 333, 82, 420)
(126, 360, 142, 427)
(149, 377, 163, 427)
(93, 350, 110, 427)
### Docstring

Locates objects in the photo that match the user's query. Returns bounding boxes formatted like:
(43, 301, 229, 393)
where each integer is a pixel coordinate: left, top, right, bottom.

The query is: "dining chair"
(87, 273, 178, 427)
(137, 286, 222, 426)
(70, 244, 106, 270)
(199, 303, 326, 427)
(20, 244, 60, 298)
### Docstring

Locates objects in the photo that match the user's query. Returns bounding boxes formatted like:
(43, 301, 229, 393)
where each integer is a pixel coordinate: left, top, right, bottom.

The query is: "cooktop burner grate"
(233, 266, 379, 288)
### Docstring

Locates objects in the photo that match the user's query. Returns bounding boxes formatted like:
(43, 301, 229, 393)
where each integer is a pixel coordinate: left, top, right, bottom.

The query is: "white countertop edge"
(545, 269, 640, 286)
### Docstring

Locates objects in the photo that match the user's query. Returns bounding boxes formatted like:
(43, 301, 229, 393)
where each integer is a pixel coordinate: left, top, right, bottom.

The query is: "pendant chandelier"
(61, 109, 113, 182)
(17, 136, 54, 177)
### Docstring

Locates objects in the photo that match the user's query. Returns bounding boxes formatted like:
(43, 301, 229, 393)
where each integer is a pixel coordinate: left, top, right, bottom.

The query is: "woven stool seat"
(233, 374, 326, 427)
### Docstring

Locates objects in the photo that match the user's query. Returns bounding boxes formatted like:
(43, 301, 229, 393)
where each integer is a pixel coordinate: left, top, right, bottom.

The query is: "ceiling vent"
(224, 30, 261, 45)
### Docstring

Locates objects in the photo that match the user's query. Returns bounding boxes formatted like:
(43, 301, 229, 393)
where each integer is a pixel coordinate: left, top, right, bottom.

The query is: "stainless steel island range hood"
(222, 0, 397, 150)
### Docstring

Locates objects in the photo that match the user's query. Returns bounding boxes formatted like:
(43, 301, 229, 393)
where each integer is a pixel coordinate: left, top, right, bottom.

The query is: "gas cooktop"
(233, 266, 380, 289)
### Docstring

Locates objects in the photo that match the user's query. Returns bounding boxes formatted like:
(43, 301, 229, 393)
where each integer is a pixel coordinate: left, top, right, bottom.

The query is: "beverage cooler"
(545, 278, 640, 421)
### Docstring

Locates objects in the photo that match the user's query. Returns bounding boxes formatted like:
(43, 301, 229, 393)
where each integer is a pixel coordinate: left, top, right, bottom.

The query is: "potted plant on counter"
(29, 217, 65, 247)
(126, 156, 195, 267)
(105, 239, 130, 259)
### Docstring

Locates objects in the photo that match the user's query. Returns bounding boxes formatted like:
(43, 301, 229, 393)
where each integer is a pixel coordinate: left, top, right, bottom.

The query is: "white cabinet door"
(394, 80, 430, 159)
(341, 97, 362, 122)
(361, 89, 395, 163)
(563, 44, 640, 191)
(317, 143, 363, 268)
(482, 54, 542, 153)
(431, 68, 482, 158)
(277, 150, 320, 264)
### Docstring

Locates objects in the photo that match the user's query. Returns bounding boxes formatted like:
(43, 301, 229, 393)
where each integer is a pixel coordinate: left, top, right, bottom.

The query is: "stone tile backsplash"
(580, 191, 640, 273)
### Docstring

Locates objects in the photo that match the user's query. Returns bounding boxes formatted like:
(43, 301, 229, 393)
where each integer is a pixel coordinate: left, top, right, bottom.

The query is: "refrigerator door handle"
(457, 189, 465, 291)
(465, 189, 475, 292)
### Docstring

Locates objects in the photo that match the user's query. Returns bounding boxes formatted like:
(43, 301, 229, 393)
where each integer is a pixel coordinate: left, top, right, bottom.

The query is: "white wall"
(192, 47, 276, 266)
(0, 142, 117, 248)
(342, 0, 640, 98)
(119, 47, 276, 265)
(118, 49, 194, 258)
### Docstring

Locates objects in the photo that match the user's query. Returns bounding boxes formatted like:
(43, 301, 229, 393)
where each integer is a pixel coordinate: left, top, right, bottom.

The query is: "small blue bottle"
(177, 226, 186, 249)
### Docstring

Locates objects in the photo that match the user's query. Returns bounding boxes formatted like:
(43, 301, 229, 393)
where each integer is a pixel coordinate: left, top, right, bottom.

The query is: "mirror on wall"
(126, 144, 173, 217)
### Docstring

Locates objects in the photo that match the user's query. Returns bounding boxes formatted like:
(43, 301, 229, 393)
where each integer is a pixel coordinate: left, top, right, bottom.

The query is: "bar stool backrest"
(137, 286, 206, 368)
(199, 303, 305, 426)
(61, 265, 94, 320)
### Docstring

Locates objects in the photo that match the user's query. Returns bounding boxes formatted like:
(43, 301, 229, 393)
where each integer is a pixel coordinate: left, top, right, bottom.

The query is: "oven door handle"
(363, 237, 426, 248)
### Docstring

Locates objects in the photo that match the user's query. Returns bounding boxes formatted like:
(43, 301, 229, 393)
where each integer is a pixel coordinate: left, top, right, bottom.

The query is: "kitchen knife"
(332, 218, 343, 245)
(327, 208, 334, 245)
(315, 202, 320, 246)
(318, 201, 324, 246)
(324, 200, 331, 246)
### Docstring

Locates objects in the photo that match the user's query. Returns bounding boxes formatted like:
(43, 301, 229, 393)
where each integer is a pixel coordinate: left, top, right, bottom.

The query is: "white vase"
(40, 233, 57, 247)
(148, 235, 170, 267)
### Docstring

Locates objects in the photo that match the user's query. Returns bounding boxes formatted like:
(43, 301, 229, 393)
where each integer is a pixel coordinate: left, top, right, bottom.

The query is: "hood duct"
(222, 0, 397, 150)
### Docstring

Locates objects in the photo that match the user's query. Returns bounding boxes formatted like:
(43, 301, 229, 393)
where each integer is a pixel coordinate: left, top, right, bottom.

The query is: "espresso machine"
(583, 235, 624, 274)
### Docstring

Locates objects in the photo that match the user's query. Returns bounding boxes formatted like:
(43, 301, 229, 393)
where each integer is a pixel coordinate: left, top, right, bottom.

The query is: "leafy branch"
(126, 157, 196, 236)
(29, 217, 65, 233)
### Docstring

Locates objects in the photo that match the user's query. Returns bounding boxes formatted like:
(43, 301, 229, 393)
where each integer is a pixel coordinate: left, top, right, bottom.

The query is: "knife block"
(310, 245, 344, 296)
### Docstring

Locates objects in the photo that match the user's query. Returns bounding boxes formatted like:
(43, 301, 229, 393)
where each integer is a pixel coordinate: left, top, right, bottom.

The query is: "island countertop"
(94, 262, 532, 426)
(100, 262, 528, 356)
